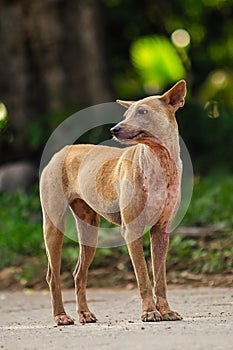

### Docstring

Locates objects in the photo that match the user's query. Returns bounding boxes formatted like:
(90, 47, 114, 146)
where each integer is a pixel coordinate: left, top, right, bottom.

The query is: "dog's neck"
(159, 131, 180, 165)
(140, 128, 181, 167)
(137, 129, 182, 188)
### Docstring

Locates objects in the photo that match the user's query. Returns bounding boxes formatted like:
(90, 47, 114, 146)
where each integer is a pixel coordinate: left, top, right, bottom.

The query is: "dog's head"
(111, 80, 186, 145)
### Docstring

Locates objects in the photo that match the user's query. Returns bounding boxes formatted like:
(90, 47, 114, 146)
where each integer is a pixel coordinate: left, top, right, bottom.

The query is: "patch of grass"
(167, 232, 233, 274)
(166, 172, 233, 274)
(0, 188, 43, 269)
(167, 173, 233, 274)
(182, 172, 233, 229)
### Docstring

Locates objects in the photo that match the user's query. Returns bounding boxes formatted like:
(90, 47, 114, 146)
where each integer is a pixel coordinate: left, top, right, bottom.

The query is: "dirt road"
(1, 287, 233, 350)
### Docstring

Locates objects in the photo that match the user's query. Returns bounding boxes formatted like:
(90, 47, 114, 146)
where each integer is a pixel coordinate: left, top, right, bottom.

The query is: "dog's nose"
(110, 125, 121, 135)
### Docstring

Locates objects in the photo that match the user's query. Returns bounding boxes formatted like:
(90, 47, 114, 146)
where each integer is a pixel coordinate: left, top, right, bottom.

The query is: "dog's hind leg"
(150, 224, 182, 321)
(70, 199, 99, 324)
(40, 156, 74, 325)
(42, 208, 74, 325)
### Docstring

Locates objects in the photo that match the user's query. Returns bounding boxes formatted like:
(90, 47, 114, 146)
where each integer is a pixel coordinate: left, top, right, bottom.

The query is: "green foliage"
(0, 188, 42, 269)
(167, 232, 233, 274)
(178, 105, 233, 173)
(26, 109, 75, 150)
(104, 0, 233, 174)
(109, 0, 233, 106)
(182, 173, 233, 228)
(166, 173, 233, 274)
(131, 36, 185, 90)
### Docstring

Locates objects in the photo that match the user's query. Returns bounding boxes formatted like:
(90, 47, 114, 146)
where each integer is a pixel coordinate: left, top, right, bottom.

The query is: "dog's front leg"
(150, 225, 182, 321)
(71, 199, 99, 324)
(122, 228, 162, 322)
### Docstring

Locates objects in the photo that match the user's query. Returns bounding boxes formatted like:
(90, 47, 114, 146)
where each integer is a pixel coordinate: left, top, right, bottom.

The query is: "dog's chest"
(142, 166, 166, 221)
(142, 157, 181, 226)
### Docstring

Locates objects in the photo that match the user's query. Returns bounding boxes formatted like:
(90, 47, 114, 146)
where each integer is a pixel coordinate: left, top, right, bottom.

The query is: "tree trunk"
(0, 0, 112, 163)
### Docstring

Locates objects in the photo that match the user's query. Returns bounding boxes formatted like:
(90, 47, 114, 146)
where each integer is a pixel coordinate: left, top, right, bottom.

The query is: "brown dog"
(40, 80, 186, 325)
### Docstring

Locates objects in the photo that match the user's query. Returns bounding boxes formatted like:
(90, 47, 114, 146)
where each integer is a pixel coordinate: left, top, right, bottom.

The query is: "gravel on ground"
(1, 287, 233, 350)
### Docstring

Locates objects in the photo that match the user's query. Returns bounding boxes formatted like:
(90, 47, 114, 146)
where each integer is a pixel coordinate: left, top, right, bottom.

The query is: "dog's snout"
(110, 125, 121, 135)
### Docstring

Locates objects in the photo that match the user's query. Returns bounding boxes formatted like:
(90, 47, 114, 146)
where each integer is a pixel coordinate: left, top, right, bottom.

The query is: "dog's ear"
(116, 100, 134, 109)
(160, 80, 186, 112)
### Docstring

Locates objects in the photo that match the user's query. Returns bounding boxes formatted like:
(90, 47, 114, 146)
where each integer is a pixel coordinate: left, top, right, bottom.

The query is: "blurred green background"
(0, 0, 232, 288)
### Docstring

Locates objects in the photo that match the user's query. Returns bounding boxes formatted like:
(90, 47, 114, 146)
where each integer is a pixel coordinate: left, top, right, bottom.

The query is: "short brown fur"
(40, 80, 186, 325)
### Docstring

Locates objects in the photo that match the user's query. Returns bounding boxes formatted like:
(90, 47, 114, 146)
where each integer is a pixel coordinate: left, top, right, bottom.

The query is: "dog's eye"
(137, 108, 148, 115)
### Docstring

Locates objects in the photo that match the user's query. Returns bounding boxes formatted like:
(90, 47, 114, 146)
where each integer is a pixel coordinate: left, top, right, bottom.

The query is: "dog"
(40, 80, 186, 325)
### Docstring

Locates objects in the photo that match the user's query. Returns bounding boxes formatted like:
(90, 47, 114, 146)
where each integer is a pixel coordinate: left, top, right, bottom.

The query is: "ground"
(1, 287, 233, 350)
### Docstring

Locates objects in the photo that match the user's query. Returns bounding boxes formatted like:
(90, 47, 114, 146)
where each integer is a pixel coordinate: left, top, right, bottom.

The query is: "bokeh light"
(210, 70, 228, 87)
(0, 102, 8, 129)
(171, 29, 191, 48)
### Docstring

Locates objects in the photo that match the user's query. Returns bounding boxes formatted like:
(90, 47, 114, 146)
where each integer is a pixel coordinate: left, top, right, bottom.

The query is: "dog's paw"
(55, 313, 75, 326)
(141, 310, 162, 322)
(78, 311, 97, 324)
(161, 310, 183, 321)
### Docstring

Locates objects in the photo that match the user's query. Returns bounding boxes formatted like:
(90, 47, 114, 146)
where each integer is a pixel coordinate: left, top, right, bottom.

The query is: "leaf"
(130, 35, 185, 91)
(204, 100, 220, 118)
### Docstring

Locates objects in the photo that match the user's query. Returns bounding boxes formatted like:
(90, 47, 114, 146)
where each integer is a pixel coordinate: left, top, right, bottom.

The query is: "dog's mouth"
(114, 130, 150, 144)
(125, 131, 145, 140)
